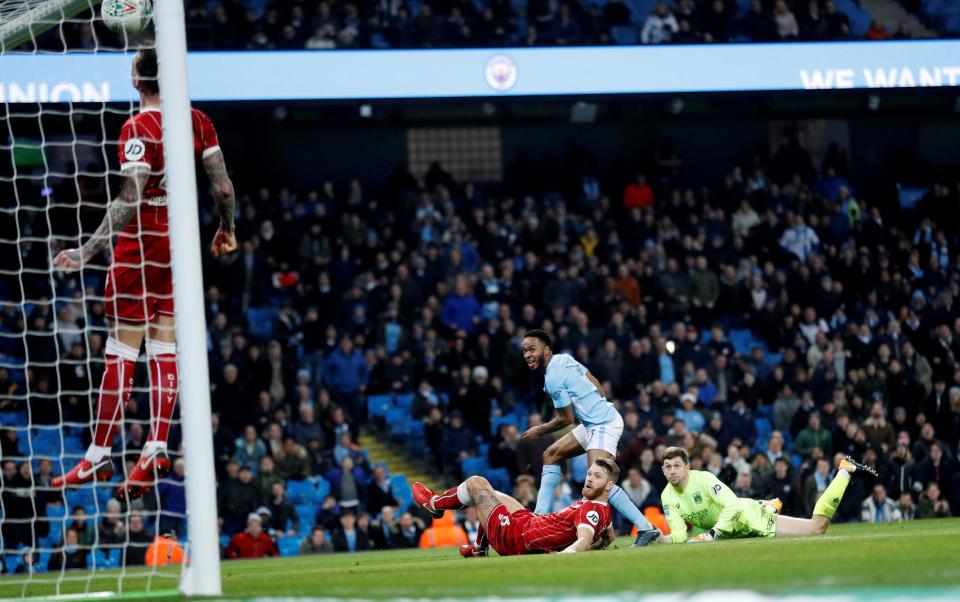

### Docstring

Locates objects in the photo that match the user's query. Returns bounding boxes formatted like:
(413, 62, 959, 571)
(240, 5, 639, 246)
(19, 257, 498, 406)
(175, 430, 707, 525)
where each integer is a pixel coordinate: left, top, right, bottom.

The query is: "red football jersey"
(520, 499, 611, 553)
(116, 107, 220, 237)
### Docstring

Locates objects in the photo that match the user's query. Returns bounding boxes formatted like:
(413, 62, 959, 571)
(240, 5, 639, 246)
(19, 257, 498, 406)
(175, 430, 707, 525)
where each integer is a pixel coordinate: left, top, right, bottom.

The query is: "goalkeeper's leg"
(53, 324, 142, 487)
(117, 316, 177, 501)
(776, 455, 876, 537)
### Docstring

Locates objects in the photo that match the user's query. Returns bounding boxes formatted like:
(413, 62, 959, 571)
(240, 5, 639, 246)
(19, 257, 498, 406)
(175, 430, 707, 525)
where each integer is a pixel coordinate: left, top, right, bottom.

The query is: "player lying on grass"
(520, 329, 660, 547)
(658, 446, 877, 543)
(412, 458, 618, 556)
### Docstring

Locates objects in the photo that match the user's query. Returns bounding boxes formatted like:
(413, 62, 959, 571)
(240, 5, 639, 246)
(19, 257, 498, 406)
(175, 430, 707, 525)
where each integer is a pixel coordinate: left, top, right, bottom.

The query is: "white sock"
(457, 481, 473, 506)
(85, 445, 112, 463)
(142, 440, 167, 456)
(837, 468, 851, 480)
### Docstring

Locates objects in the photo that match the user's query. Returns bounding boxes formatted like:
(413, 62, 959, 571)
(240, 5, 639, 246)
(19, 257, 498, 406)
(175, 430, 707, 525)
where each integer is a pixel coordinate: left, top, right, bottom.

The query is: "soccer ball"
(101, 0, 153, 34)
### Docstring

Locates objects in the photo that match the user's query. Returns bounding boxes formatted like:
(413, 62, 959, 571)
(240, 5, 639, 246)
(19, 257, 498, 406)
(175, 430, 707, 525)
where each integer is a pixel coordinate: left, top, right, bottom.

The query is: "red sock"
(432, 485, 466, 511)
(146, 342, 178, 446)
(93, 354, 135, 448)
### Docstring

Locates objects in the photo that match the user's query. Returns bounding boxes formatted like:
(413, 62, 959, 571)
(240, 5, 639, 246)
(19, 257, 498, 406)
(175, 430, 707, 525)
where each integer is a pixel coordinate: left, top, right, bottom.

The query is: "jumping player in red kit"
(52, 48, 237, 501)
(413, 458, 617, 556)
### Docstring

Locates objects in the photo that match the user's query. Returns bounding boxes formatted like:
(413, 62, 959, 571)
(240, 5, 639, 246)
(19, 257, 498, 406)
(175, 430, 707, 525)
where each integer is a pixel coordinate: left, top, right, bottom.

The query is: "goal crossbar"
(0, 0, 94, 52)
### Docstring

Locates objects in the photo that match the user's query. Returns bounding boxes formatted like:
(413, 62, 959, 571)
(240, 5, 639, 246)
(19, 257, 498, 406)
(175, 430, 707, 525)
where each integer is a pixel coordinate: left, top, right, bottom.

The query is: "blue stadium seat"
(386, 409, 409, 441)
(287, 480, 321, 505)
(245, 308, 276, 341)
(390, 475, 413, 510)
(45, 504, 67, 518)
(394, 393, 415, 411)
(408, 436, 426, 456)
(37, 551, 51, 573)
(755, 418, 773, 452)
(315, 477, 331, 500)
(95, 549, 117, 569)
(5, 554, 22, 574)
(611, 26, 639, 45)
(481, 468, 511, 491)
(278, 536, 300, 557)
(295, 504, 316, 522)
(460, 456, 489, 476)
(65, 488, 96, 508)
(730, 329, 754, 355)
(295, 505, 316, 534)
(491, 414, 518, 436)
(367, 395, 392, 419)
(781, 430, 794, 451)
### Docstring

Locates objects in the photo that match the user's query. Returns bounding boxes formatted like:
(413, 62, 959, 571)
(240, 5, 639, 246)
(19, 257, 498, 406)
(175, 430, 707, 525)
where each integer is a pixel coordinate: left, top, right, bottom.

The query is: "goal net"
(1, 0, 219, 596)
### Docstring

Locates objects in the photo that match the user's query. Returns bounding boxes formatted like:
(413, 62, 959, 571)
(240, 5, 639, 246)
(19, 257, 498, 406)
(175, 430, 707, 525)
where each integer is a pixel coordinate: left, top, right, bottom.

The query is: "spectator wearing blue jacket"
(441, 277, 482, 335)
(323, 337, 370, 434)
(724, 399, 758, 447)
(158, 458, 186, 537)
(442, 411, 475, 469)
(676, 393, 706, 433)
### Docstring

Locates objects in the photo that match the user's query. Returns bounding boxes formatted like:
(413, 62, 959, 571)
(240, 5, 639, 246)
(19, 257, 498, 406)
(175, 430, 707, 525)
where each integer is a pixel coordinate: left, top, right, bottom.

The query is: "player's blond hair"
(660, 446, 689, 464)
(593, 458, 620, 483)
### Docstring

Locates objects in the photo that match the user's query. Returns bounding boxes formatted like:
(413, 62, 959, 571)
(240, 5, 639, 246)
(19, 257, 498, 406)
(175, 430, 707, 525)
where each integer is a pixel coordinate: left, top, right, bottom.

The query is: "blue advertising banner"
(2, 41, 959, 102)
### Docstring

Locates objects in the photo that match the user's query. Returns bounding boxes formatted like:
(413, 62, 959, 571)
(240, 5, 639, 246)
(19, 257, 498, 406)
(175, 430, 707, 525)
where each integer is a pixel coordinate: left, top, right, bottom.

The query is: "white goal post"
(153, 0, 221, 594)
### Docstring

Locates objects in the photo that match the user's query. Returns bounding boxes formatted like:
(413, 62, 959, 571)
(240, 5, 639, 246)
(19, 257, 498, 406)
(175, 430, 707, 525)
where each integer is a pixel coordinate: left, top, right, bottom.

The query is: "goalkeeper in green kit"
(657, 447, 876, 543)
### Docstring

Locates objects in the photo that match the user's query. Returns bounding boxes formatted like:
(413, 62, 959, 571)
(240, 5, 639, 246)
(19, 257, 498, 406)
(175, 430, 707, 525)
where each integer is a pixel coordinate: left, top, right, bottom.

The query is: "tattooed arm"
(52, 169, 149, 273)
(202, 149, 237, 257)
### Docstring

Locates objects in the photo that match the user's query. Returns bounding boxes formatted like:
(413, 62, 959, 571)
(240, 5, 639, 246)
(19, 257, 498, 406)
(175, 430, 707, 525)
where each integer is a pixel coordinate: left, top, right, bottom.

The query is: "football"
(101, 0, 153, 34)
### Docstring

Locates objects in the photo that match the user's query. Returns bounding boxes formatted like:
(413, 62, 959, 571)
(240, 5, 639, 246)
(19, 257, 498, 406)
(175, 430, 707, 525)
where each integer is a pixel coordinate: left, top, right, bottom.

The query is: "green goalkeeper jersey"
(661, 470, 774, 542)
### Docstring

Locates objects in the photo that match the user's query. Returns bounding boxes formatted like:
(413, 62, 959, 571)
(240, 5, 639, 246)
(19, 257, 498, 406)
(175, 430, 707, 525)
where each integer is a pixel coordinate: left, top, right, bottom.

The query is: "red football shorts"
(485, 505, 532, 557)
(104, 230, 173, 324)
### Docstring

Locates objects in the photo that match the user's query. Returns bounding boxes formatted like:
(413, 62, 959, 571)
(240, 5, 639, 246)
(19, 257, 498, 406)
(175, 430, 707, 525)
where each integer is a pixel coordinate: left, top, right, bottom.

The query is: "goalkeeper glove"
(688, 528, 718, 543)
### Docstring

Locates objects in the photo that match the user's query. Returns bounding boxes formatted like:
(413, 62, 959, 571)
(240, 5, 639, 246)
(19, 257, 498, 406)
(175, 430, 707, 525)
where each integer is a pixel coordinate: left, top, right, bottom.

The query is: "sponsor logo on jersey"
(586, 510, 600, 526)
(712, 484, 722, 495)
(499, 515, 511, 527)
(124, 138, 146, 161)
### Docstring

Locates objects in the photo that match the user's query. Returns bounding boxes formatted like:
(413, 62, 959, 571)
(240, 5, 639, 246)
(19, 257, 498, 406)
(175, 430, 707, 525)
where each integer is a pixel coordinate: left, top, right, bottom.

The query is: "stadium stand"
(3, 115, 960, 567)
(22, 0, 960, 53)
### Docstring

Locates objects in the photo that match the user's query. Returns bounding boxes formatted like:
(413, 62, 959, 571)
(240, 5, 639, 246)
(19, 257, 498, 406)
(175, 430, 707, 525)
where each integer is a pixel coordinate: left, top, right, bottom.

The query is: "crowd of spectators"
(193, 120, 960, 537)
(3, 115, 960, 564)
(27, 0, 932, 53)
(179, 0, 916, 50)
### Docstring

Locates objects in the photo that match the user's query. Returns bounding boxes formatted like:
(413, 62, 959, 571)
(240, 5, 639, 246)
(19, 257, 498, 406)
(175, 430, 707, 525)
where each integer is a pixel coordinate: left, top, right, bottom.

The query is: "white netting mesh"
(1, 0, 186, 595)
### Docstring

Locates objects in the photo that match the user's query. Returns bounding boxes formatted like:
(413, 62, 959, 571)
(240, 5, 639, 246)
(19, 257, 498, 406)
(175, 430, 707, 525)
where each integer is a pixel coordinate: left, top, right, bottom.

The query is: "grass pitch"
(3, 519, 960, 600)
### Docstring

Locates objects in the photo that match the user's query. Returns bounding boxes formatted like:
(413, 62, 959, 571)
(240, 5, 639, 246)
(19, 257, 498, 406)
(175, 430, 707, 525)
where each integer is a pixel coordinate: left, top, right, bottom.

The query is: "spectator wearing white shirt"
(641, 3, 679, 44)
(861, 484, 903, 523)
(732, 200, 761, 238)
(773, 0, 799, 40)
(779, 214, 820, 262)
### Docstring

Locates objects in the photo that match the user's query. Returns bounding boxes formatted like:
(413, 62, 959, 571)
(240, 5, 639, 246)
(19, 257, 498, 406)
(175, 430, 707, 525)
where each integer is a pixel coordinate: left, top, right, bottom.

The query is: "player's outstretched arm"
(522, 404, 575, 441)
(53, 169, 150, 272)
(660, 489, 689, 544)
(560, 526, 596, 553)
(202, 149, 237, 257)
(703, 472, 742, 539)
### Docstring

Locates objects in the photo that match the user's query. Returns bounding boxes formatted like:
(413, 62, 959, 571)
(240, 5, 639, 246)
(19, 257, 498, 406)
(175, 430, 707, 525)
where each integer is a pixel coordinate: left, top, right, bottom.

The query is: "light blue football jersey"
(543, 353, 618, 428)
